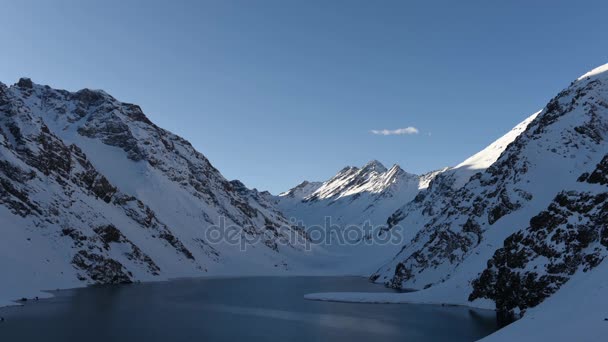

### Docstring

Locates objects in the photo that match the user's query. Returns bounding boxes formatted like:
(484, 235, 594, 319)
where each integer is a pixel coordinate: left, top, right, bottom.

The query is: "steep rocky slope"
(469, 154, 608, 318)
(0, 78, 309, 305)
(385, 112, 539, 231)
(372, 64, 608, 321)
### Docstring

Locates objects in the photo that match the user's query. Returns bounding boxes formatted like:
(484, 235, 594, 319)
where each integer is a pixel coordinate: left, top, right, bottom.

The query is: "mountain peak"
(16, 77, 33, 89)
(387, 163, 404, 173)
(361, 160, 387, 173)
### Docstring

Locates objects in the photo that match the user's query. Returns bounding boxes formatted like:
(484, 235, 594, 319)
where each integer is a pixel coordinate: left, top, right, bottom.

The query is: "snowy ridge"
(385, 111, 539, 240)
(278, 180, 323, 199)
(273, 160, 441, 275)
(306, 160, 393, 201)
(276, 160, 434, 230)
(417, 167, 449, 189)
(577, 63, 608, 81)
(452, 110, 540, 188)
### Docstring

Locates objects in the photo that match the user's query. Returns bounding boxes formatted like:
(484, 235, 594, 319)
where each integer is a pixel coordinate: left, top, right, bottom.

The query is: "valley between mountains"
(2, 64, 608, 341)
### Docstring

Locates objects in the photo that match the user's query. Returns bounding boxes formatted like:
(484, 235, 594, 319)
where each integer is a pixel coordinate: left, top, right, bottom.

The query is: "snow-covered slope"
(0, 78, 311, 306)
(278, 180, 323, 200)
(275, 180, 323, 209)
(384, 112, 539, 244)
(273, 161, 445, 275)
(304, 64, 608, 342)
(468, 154, 608, 327)
(276, 160, 437, 230)
(451, 111, 540, 189)
(273, 118, 536, 274)
(371, 64, 608, 324)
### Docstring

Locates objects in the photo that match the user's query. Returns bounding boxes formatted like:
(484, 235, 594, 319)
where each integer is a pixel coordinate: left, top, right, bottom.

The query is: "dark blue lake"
(0, 276, 498, 341)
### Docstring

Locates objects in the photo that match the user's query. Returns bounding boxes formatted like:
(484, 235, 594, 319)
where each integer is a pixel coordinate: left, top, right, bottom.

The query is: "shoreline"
(304, 290, 497, 311)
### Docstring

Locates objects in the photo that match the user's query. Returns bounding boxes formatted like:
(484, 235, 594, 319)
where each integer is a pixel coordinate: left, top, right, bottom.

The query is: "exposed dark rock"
(0, 176, 40, 217)
(77, 116, 144, 161)
(73, 88, 105, 106)
(94, 224, 122, 245)
(470, 159, 608, 317)
(70, 145, 117, 202)
(17, 78, 33, 89)
(72, 250, 132, 284)
(122, 103, 153, 125)
(23, 125, 73, 176)
(584, 155, 608, 185)
(159, 232, 195, 260)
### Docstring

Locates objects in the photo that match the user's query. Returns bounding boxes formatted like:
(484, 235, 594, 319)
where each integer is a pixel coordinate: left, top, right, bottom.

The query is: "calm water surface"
(0, 277, 498, 341)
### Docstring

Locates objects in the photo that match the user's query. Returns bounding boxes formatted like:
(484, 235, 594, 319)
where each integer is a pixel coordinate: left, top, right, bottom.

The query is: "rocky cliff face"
(372, 64, 608, 318)
(0, 78, 308, 294)
(469, 154, 608, 318)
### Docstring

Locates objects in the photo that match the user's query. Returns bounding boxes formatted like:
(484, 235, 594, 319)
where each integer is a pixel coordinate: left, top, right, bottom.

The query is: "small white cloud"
(370, 126, 419, 136)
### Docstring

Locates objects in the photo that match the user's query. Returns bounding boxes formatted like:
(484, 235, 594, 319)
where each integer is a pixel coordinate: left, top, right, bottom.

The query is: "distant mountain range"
(276, 111, 538, 236)
(276, 160, 426, 230)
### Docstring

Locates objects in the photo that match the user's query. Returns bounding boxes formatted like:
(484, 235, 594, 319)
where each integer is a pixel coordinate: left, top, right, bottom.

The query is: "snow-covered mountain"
(371, 63, 608, 325)
(386, 111, 539, 229)
(276, 180, 323, 205)
(303, 64, 608, 342)
(276, 160, 438, 231)
(0, 78, 310, 305)
(274, 117, 537, 257)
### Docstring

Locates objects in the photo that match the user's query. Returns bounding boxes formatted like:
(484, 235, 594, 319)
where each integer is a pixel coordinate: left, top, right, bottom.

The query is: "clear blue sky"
(2, 1, 607, 194)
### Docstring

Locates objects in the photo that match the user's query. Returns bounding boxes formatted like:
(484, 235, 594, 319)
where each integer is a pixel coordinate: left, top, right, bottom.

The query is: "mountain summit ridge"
(277, 160, 427, 232)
